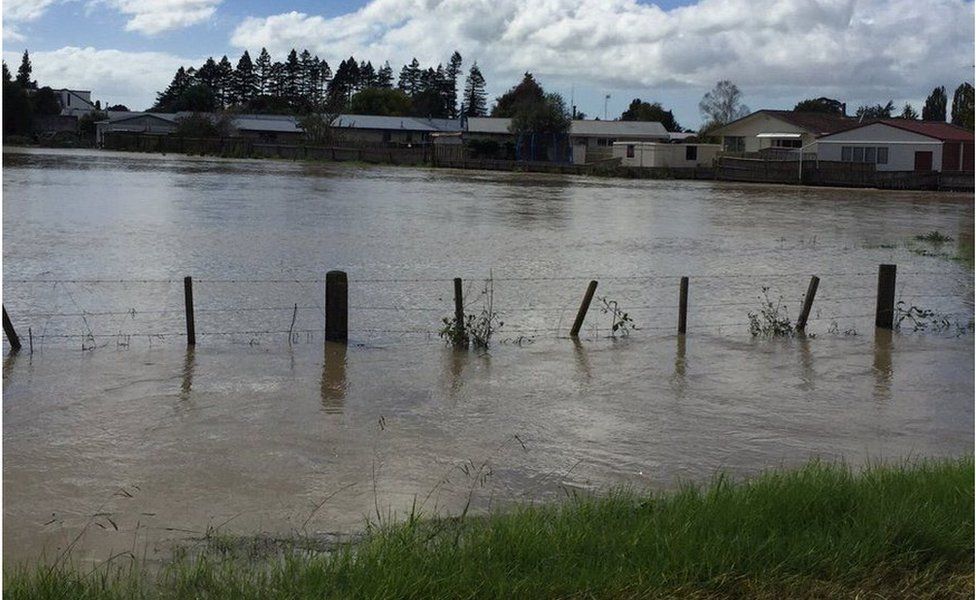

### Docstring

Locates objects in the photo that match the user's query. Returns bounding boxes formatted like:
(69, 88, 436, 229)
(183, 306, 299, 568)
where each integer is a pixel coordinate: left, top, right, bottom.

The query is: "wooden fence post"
(678, 276, 689, 334)
(796, 275, 820, 331)
(2, 306, 22, 351)
(453, 278, 465, 333)
(875, 264, 897, 329)
(326, 271, 348, 343)
(570, 280, 598, 338)
(183, 276, 196, 346)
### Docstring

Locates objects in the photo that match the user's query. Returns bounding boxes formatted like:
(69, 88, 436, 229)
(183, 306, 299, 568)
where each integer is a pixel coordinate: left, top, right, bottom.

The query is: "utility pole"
(604, 94, 611, 120)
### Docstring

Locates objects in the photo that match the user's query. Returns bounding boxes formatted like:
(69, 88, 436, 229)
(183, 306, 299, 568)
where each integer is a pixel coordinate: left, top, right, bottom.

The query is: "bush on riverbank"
(5, 458, 972, 599)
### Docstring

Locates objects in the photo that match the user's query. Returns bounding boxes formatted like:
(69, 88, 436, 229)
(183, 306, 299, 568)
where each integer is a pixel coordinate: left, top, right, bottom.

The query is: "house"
(232, 114, 305, 143)
(711, 110, 855, 155)
(56, 89, 97, 116)
(612, 141, 721, 168)
(95, 112, 178, 144)
(333, 115, 461, 145)
(570, 120, 670, 163)
(815, 120, 975, 172)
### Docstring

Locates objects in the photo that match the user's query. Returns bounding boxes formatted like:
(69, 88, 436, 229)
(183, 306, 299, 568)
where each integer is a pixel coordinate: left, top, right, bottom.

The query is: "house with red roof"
(815, 120, 974, 172)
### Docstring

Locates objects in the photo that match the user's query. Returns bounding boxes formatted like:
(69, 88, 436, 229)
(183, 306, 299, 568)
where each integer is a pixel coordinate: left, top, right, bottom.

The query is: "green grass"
(5, 458, 973, 599)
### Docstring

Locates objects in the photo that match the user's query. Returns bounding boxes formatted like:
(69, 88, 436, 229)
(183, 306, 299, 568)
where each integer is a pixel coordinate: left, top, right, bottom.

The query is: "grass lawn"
(5, 457, 973, 599)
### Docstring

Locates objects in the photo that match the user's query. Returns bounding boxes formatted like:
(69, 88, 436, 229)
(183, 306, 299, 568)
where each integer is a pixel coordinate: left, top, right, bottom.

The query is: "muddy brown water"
(3, 148, 973, 565)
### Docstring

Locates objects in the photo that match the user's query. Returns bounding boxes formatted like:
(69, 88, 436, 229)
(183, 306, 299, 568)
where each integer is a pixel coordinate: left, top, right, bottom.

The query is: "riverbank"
(6, 458, 972, 599)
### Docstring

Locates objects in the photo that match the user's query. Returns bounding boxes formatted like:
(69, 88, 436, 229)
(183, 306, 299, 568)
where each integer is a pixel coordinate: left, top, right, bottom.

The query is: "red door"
(914, 151, 933, 172)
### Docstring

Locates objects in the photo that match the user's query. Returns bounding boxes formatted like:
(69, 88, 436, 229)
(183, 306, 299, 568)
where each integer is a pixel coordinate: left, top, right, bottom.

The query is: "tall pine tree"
(15, 50, 32, 88)
(951, 83, 974, 129)
(922, 86, 947, 121)
(462, 63, 487, 117)
(255, 48, 272, 95)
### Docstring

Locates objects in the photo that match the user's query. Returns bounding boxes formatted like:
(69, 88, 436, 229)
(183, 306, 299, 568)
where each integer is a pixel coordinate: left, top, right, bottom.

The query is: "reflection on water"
(320, 342, 347, 411)
(873, 328, 894, 402)
(671, 335, 687, 398)
(180, 348, 195, 401)
(572, 338, 592, 383)
(797, 334, 814, 392)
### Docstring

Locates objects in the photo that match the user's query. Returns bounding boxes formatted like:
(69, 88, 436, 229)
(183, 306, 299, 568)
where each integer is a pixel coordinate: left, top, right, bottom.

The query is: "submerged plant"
(914, 231, 953, 244)
(747, 287, 795, 338)
(894, 301, 971, 334)
(440, 274, 502, 350)
(597, 296, 638, 337)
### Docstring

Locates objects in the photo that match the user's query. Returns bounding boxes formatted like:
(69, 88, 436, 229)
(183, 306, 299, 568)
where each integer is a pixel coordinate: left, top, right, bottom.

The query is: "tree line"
(152, 48, 490, 119)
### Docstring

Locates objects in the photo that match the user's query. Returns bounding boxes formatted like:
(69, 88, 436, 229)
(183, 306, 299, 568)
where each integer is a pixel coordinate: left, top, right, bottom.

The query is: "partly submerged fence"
(2, 265, 971, 353)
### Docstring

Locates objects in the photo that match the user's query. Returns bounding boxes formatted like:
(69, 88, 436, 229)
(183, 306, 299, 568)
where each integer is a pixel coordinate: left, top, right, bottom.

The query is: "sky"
(2, 0, 973, 128)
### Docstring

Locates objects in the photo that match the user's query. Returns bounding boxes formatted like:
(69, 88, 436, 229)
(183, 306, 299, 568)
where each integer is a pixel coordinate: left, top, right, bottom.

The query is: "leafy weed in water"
(914, 231, 953, 244)
(747, 287, 795, 338)
(597, 296, 638, 337)
(440, 274, 502, 350)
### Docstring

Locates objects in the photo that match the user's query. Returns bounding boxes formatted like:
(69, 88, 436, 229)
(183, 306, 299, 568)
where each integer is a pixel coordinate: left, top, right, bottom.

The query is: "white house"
(815, 120, 974, 172)
(56, 89, 97, 116)
(612, 141, 721, 168)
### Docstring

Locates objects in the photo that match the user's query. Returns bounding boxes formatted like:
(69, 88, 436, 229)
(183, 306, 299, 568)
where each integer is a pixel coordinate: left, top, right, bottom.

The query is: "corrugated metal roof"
(875, 119, 975, 142)
(466, 117, 513, 134)
(233, 115, 303, 133)
(570, 119, 668, 137)
(334, 114, 461, 132)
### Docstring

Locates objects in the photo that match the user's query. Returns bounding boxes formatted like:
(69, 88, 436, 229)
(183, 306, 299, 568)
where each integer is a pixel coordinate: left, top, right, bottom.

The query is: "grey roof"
(466, 117, 512, 134)
(232, 115, 303, 133)
(569, 119, 668, 137)
(334, 114, 461, 132)
(101, 112, 179, 125)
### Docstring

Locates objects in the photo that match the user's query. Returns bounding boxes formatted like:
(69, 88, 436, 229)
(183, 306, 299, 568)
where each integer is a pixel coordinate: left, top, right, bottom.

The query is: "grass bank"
(6, 458, 972, 599)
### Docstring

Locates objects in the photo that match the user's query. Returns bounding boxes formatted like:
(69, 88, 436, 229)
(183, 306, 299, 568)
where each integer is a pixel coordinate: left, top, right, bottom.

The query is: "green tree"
(216, 55, 234, 108)
(398, 58, 421, 96)
(855, 101, 894, 119)
(445, 51, 463, 117)
(174, 113, 233, 138)
(698, 80, 749, 125)
(492, 72, 545, 118)
(152, 66, 192, 111)
(899, 103, 919, 120)
(31, 87, 62, 115)
(922, 86, 947, 121)
(376, 62, 394, 89)
(78, 110, 108, 143)
(3, 67, 33, 137)
(255, 48, 273, 95)
(461, 63, 487, 117)
(620, 98, 681, 131)
(509, 92, 570, 135)
(349, 87, 412, 116)
(951, 83, 974, 129)
(233, 51, 257, 106)
(793, 97, 845, 114)
(16, 50, 33, 88)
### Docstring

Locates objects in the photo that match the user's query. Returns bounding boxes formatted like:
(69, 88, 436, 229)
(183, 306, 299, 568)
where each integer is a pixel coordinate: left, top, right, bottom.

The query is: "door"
(914, 151, 933, 172)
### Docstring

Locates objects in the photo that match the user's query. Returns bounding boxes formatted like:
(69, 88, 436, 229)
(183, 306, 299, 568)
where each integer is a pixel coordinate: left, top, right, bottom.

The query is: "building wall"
(815, 123, 945, 172)
(96, 117, 177, 144)
(718, 114, 815, 153)
(613, 143, 721, 168)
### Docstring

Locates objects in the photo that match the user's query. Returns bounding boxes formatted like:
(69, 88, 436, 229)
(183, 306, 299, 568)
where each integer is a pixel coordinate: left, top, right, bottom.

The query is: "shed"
(815, 120, 974, 172)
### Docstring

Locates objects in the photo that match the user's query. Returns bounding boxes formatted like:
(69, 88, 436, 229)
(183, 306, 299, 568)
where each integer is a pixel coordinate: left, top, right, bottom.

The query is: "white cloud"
(4, 0, 60, 22)
(3, 0, 60, 42)
(1, 46, 202, 110)
(96, 0, 222, 35)
(230, 0, 974, 124)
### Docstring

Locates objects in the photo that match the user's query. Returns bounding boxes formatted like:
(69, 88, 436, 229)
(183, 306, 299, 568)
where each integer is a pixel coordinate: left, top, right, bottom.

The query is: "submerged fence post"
(183, 276, 196, 346)
(875, 264, 897, 330)
(453, 278, 465, 333)
(795, 275, 820, 331)
(678, 276, 689, 334)
(570, 280, 598, 338)
(326, 270, 348, 343)
(2, 306, 22, 351)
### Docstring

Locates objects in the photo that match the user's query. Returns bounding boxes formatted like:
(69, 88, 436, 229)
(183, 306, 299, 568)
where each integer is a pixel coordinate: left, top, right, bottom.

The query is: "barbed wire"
(4, 270, 966, 285)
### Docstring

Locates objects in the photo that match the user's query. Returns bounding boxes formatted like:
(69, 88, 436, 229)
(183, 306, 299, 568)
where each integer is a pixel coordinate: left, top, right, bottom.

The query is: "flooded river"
(3, 148, 973, 564)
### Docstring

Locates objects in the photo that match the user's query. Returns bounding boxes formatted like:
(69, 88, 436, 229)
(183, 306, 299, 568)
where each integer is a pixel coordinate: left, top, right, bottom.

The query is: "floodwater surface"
(3, 148, 973, 564)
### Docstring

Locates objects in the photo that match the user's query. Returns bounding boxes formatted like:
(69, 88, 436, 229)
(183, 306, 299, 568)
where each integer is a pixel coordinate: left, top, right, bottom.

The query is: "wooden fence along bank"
(102, 132, 973, 190)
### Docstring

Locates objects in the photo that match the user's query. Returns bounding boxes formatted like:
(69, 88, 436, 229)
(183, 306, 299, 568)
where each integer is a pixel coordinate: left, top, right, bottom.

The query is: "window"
(864, 147, 876, 163)
(877, 147, 888, 164)
(626, 145, 635, 158)
(685, 145, 698, 161)
(842, 146, 852, 162)
(772, 138, 802, 148)
(852, 147, 864, 162)
(723, 136, 745, 152)
(382, 131, 391, 143)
